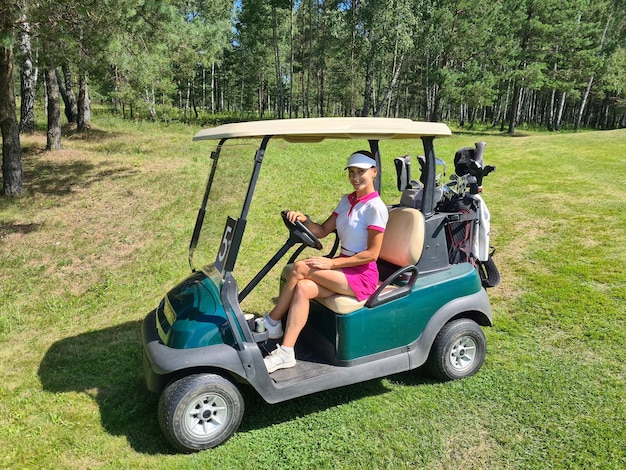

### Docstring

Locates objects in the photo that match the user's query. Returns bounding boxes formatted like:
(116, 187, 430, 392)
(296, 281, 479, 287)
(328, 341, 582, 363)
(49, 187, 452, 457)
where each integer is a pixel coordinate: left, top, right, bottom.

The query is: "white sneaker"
(264, 345, 296, 373)
(264, 313, 284, 339)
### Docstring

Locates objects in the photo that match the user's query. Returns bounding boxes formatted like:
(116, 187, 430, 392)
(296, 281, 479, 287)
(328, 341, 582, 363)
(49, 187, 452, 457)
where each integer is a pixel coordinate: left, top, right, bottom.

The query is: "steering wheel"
(281, 211, 323, 250)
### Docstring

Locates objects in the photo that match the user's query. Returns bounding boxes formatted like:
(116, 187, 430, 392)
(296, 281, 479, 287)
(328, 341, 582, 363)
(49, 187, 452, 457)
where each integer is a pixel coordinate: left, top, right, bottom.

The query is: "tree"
(415, 0, 504, 123)
(45, 66, 61, 150)
(0, 0, 23, 197)
(4, 0, 625, 137)
(270, 0, 291, 118)
(18, 0, 36, 134)
(172, 0, 233, 120)
(77, 73, 90, 131)
(504, 0, 551, 134)
(574, 0, 626, 131)
(234, 0, 275, 116)
(60, 64, 78, 124)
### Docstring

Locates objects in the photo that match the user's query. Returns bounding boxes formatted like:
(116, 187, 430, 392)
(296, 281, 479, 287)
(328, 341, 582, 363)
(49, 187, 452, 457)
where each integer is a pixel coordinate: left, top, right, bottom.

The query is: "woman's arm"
(285, 210, 336, 239)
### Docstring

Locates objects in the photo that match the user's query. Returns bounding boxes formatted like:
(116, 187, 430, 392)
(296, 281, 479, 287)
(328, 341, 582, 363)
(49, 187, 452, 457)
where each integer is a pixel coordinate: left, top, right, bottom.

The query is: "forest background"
(1, 0, 626, 197)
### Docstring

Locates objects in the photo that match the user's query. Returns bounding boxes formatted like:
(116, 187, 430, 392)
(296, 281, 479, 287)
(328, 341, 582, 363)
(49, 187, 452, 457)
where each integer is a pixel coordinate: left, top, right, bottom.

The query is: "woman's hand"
(304, 256, 334, 270)
(286, 210, 336, 239)
(284, 210, 307, 224)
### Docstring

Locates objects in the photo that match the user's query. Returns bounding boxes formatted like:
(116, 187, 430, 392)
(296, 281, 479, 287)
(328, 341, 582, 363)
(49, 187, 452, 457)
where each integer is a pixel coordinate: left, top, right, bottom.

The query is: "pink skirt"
(341, 260, 380, 301)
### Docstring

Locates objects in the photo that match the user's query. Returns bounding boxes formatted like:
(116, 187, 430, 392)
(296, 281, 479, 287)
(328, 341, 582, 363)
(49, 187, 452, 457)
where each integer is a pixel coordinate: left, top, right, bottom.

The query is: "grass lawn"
(1, 116, 625, 469)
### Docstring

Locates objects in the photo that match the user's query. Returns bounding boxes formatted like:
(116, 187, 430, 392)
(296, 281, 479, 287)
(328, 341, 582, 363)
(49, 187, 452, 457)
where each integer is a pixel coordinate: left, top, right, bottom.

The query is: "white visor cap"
(345, 152, 376, 169)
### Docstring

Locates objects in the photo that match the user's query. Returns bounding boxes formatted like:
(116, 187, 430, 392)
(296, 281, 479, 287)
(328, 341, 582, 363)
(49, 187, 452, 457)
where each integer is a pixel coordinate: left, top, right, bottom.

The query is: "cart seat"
(281, 207, 425, 314)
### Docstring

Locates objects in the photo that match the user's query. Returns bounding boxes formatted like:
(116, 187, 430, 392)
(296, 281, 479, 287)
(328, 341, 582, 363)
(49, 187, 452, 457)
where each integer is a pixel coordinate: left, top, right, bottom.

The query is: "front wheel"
(158, 373, 244, 452)
(426, 319, 486, 381)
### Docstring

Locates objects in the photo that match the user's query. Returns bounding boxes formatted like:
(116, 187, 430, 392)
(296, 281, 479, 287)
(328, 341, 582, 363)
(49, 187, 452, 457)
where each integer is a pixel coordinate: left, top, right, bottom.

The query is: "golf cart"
(141, 117, 495, 452)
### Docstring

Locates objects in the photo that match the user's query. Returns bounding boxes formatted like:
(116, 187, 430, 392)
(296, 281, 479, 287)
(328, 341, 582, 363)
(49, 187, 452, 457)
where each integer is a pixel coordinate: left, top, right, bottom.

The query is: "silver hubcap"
(184, 393, 229, 438)
(448, 335, 477, 371)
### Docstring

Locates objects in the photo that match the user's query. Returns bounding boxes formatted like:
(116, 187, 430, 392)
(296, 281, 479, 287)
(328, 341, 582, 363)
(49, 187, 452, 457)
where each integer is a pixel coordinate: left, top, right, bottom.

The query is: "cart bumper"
(141, 310, 247, 393)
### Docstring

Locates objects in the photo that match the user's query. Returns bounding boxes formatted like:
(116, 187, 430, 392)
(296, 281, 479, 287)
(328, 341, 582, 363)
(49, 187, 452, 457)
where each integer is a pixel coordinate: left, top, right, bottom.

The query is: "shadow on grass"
(0, 146, 141, 203)
(63, 126, 124, 143)
(235, 370, 396, 437)
(39, 320, 413, 454)
(0, 221, 44, 237)
(38, 321, 168, 454)
(0, 127, 138, 203)
(21, 158, 140, 197)
(444, 126, 540, 139)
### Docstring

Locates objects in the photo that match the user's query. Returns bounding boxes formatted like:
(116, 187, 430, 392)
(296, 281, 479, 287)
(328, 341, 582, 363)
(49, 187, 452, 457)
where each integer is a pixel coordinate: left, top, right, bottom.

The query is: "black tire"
(426, 319, 486, 381)
(158, 373, 244, 452)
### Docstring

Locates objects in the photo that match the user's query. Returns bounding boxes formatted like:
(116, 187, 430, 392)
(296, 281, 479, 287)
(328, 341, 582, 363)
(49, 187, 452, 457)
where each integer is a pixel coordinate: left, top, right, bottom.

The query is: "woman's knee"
(293, 278, 319, 301)
(290, 260, 310, 279)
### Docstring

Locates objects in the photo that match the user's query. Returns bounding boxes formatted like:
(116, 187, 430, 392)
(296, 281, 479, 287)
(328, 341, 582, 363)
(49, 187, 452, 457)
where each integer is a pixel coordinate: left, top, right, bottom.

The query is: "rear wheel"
(427, 319, 486, 380)
(158, 373, 244, 452)
(477, 255, 500, 288)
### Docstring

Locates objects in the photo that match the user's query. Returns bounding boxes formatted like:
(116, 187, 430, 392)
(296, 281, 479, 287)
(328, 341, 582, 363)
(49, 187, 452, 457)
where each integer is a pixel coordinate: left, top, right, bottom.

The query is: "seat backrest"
(400, 187, 443, 210)
(379, 207, 425, 267)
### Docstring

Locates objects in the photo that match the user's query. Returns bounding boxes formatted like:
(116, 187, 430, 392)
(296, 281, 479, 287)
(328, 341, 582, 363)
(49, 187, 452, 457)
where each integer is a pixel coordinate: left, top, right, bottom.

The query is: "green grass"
(1, 118, 625, 469)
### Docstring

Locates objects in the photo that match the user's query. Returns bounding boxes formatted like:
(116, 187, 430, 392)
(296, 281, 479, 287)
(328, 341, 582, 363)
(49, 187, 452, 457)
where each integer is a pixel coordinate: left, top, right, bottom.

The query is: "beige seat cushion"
(379, 207, 425, 266)
(315, 285, 398, 314)
(316, 295, 367, 314)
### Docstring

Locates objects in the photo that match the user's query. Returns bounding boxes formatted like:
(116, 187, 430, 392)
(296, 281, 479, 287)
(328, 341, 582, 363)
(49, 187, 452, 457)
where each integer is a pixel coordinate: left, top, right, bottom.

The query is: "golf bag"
(440, 143, 500, 288)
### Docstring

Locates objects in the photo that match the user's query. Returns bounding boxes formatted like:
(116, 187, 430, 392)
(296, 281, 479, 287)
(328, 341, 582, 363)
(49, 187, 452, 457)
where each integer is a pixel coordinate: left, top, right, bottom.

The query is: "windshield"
(193, 137, 428, 315)
(192, 141, 255, 270)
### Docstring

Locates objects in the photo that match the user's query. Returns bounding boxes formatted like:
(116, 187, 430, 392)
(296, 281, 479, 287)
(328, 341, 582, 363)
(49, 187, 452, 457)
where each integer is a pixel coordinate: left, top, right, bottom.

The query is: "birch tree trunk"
(374, 50, 404, 117)
(18, 14, 36, 134)
(271, 5, 283, 118)
(211, 62, 215, 114)
(576, 75, 594, 132)
(304, 0, 312, 118)
(361, 61, 373, 117)
(289, 0, 294, 118)
(556, 91, 566, 130)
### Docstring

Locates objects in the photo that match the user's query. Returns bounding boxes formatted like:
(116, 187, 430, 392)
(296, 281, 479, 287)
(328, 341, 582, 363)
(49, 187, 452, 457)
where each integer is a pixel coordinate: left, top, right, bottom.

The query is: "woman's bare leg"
(275, 265, 354, 347)
(269, 261, 353, 317)
(268, 260, 308, 321)
(281, 279, 341, 347)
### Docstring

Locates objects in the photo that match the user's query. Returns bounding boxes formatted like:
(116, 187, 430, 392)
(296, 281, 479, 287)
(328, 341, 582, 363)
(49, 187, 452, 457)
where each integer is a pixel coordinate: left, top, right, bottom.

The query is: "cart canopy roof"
(193, 117, 452, 143)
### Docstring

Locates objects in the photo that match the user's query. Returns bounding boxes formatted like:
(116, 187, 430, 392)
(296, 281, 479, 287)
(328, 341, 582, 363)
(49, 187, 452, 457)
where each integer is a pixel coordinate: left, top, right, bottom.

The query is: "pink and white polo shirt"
(332, 191, 388, 256)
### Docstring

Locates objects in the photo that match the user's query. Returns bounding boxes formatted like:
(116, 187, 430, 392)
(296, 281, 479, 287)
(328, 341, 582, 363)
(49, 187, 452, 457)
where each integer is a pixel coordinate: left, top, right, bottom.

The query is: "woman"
(263, 150, 389, 373)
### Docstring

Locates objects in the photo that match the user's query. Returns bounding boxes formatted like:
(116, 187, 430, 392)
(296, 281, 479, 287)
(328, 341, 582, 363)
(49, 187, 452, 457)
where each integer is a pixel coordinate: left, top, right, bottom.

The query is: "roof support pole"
(421, 136, 436, 217)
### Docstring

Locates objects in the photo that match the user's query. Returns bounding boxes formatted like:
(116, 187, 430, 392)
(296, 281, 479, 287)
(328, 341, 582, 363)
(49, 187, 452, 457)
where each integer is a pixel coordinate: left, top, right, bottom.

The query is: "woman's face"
(347, 166, 377, 193)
